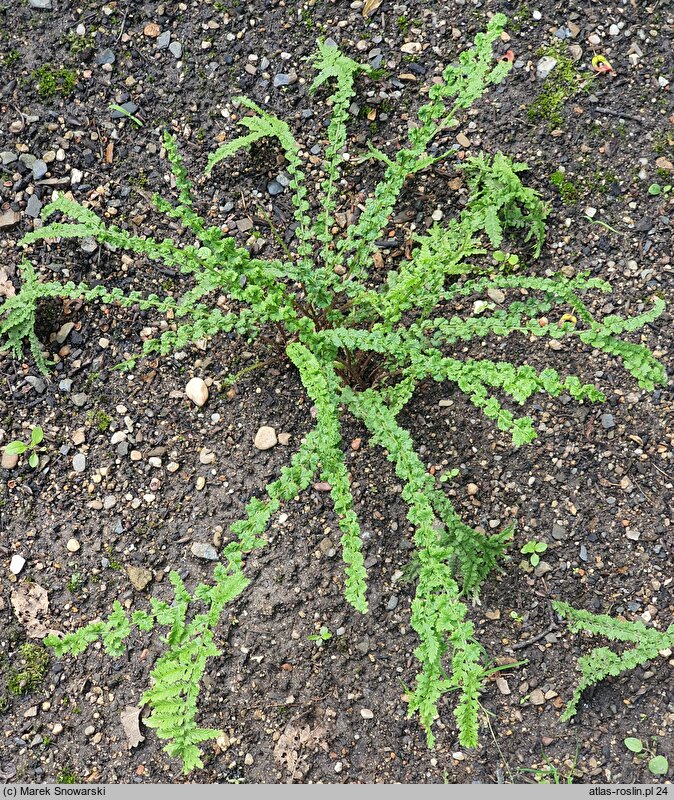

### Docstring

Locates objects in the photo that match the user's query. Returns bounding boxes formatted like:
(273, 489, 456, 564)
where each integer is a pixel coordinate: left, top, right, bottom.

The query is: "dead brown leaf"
(120, 706, 145, 749)
(273, 723, 327, 783)
(362, 0, 383, 17)
(11, 583, 50, 638)
(0, 268, 14, 298)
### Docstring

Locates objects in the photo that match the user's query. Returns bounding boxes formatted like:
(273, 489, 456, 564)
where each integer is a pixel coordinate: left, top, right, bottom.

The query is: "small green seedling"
(493, 250, 520, 267)
(624, 737, 669, 777)
(67, 573, 85, 593)
(648, 183, 672, 196)
(308, 625, 333, 644)
(521, 539, 547, 567)
(4, 425, 44, 468)
(108, 103, 143, 127)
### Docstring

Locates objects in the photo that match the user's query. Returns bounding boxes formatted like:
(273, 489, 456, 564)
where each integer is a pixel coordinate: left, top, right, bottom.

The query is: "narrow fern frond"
(309, 41, 370, 270)
(337, 17, 510, 289)
(226, 427, 322, 559)
(288, 342, 368, 613)
(206, 97, 314, 280)
(345, 387, 486, 748)
(163, 131, 195, 207)
(553, 601, 674, 721)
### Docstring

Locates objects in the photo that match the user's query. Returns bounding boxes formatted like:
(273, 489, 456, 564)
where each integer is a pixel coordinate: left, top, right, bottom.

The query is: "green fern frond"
(288, 342, 368, 613)
(553, 601, 674, 721)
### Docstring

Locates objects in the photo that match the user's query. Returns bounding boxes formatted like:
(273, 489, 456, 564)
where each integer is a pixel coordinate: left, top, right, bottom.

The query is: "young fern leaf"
(287, 342, 368, 613)
(336, 14, 511, 291)
(345, 387, 485, 748)
(552, 601, 674, 721)
(461, 152, 549, 257)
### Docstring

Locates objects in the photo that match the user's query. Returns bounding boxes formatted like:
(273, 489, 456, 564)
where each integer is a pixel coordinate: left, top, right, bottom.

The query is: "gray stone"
(59, 378, 73, 391)
(25, 194, 42, 218)
(551, 523, 567, 541)
(71, 393, 88, 407)
(190, 542, 219, 561)
(601, 413, 615, 429)
(25, 375, 46, 394)
(273, 73, 292, 87)
(55, 322, 75, 343)
(32, 160, 48, 180)
(157, 31, 171, 49)
(72, 453, 86, 473)
(536, 56, 557, 80)
(80, 237, 97, 254)
(266, 179, 283, 196)
(1, 151, 18, 165)
(110, 101, 138, 118)
(20, 153, 36, 169)
(28, 0, 52, 8)
(168, 41, 183, 59)
(386, 595, 399, 611)
(95, 48, 115, 66)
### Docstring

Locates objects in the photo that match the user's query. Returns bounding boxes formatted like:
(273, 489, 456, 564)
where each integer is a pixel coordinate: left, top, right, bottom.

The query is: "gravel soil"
(1, 0, 673, 785)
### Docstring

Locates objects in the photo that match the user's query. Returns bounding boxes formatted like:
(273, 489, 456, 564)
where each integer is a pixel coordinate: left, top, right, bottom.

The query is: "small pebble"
(127, 565, 153, 591)
(66, 538, 80, 553)
(32, 160, 48, 180)
(25, 194, 43, 218)
(273, 73, 292, 87)
(536, 56, 557, 81)
(95, 48, 115, 66)
(185, 377, 209, 407)
(199, 448, 215, 465)
(601, 413, 615, 430)
(360, 708, 374, 719)
(191, 542, 218, 560)
(254, 426, 277, 450)
(72, 454, 86, 473)
(1, 451, 19, 470)
(168, 41, 183, 59)
(529, 688, 546, 705)
(10, 555, 26, 575)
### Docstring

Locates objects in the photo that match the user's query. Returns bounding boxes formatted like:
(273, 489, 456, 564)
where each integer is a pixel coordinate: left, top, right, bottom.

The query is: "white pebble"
(360, 708, 374, 719)
(185, 377, 209, 407)
(254, 426, 277, 451)
(67, 538, 80, 553)
(10, 555, 26, 575)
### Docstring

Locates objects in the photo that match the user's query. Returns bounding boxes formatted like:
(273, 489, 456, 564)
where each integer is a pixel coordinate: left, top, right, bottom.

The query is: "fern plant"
(2, 15, 666, 772)
(553, 602, 674, 722)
